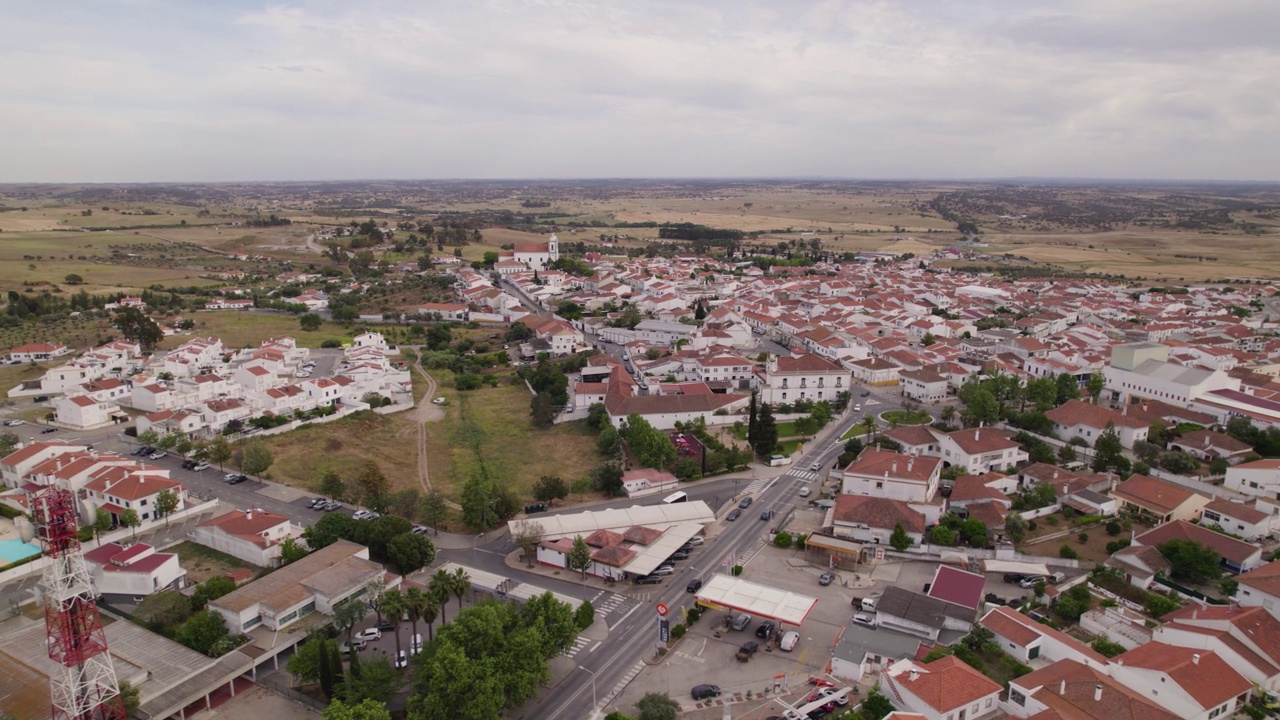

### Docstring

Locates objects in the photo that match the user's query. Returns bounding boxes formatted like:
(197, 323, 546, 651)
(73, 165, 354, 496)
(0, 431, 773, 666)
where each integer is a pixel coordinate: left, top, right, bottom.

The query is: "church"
(510, 233, 559, 271)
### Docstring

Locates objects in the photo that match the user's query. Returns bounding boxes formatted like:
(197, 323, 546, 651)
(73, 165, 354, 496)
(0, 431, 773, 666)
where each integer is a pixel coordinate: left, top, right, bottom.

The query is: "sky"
(3, 0, 1279, 183)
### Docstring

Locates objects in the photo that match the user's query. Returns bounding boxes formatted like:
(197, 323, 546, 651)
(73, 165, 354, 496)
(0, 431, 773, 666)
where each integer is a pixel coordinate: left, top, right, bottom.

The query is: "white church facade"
(511, 234, 560, 271)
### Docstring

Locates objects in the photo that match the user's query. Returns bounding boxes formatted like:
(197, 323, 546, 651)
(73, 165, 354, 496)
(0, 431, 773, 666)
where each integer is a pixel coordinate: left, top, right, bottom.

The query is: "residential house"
(839, 448, 943, 522)
(83, 470, 185, 526)
(1005, 659, 1179, 720)
(1104, 341, 1240, 406)
(417, 303, 469, 322)
(759, 354, 850, 404)
(874, 586, 976, 642)
(1132, 519, 1263, 574)
(53, 394, 118, 430)
(3, 342, 70, 363)
(83, 542, 186, 601)
(827, 495, 927, 548)
(1200, 498, 1280, 542)
(1154, 603, 1280, 696)
(881, 656, 1003, 720)
(1044, 399, 1149, 449)
(1225, 459, 1280, 501)
(1169, 430, 1254, 465)
(1104, 545, 1172, 589)
(190, 509, 301, 567)
(938, 427, 1028, 474)
(980, 606, 1109, 668)
(899, 367, 950, 404)
(1108, 643, 1252, 720)
(1112, 474, 1210, 523)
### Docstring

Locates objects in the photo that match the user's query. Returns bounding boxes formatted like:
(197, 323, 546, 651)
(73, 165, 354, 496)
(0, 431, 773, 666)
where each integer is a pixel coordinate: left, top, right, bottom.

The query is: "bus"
(662, 491, 688, 504)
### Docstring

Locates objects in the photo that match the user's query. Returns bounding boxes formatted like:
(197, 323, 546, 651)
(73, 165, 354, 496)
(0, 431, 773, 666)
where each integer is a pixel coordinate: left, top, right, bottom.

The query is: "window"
(243, 616, 262, 631)
(1010, 689, 1026, 706)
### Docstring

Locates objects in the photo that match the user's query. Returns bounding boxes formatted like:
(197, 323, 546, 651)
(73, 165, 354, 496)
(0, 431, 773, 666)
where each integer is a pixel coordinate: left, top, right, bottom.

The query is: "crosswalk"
(787, 470, 818, 482)
(562, 635, 592, 658)
(739, 537, 768, 566)
(591, 591, 629, 619)
(742, 476, 775, 494)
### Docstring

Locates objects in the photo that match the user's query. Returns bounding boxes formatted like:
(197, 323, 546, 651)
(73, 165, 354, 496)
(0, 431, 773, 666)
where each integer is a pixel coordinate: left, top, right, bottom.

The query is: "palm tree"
(421, 593, 440, 642)
(404, 587, 428, 644)
(429, 569, 453, 625)
(449, 568, 470, 616)
(862, 413, 877, 440)
(380, 589, 406, 664)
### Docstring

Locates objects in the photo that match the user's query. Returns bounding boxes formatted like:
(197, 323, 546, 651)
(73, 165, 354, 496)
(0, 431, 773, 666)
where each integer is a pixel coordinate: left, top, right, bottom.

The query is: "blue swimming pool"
(0, 539, 41, 564)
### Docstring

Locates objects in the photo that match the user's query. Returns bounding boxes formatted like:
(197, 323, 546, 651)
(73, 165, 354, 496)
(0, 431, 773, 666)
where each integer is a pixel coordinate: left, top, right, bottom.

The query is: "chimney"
(975, 428, 981, 441)
(908, 457, 915, 472)
(892, 462, 898, 475)
(1060, 680, 1066, 695)
(1192, 653, 1200, 665)
(909, 670, 919, 682)
(245, 510, 253, 521)
(1193, 608, 1198, 620)
(1053, 470, 1059, 479)
(1094, 684, 1103, 702)
(1062, 484, 1068, 496)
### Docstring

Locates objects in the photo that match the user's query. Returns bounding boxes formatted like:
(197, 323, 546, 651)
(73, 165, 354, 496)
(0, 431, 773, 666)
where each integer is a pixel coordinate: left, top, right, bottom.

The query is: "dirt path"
(410, 353, 462, 509)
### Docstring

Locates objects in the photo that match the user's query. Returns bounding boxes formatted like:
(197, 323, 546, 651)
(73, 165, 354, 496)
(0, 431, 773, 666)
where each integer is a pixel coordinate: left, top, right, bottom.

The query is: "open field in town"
(258, 410, 421, 496)
(424, 369, 600, 499)
(170, 312, 348, 350)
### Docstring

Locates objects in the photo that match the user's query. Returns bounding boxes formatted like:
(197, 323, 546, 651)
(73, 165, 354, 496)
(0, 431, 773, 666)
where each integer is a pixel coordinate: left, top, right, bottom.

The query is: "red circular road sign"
(656, 603, 669, 617)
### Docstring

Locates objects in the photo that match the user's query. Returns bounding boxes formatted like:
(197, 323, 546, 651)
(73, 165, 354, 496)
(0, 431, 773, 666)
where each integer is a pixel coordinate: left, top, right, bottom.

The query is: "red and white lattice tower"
(31, 486, 127, 720)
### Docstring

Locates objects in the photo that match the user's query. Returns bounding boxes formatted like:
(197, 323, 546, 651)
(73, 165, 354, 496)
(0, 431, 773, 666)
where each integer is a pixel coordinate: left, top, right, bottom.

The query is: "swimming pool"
(0, 539, 41, 565)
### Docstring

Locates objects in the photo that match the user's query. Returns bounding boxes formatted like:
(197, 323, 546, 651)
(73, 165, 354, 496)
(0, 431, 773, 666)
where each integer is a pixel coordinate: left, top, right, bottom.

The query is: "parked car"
(687, 579, 703, 593)
(731, 613, 752, 631)
(780, 631, 800, 651)
(860, 390, 870, 396)
(759, 509, 773, 521)
(181, 460, 196, 470)
(756, 620, 775, 640)
(524, 502, 548, 514)
(669, 550, 690, 561)
(691, 684, 722, 701)
(338, 640, 367, 653)
(1019, 575, 1047, 589)
(852, 597, 879, 612)
(812, 687, 850, 706)
(354, 628, 382, 642)
(635, 575, 663, 585)
(411, 524, 430, 535)
(223, 472, 238, 480)
(686, 536, 704, 546)
(227, 474, 248, 485)
(376, 620, 394, 632)
(726, 508, 743, 521)
(735, 641, 759, 662)
(321, 501, 340, 511)
(798, 487, 811, 497)
(852, 612, 875, 627)
(410, 634, 423, 655)
(738, 496, 753, 509)
(2, 419, 23, 426)
(818, 571, 836, 586)
(1003, 572, 1027, 584)
(307, 498, 327, 508)
(149, 452, 166, 460)
(192, 462, 209, 472)
(393, 650, 408, 669)
(41, 428, 57, 434)
(650, 565, 675, 576)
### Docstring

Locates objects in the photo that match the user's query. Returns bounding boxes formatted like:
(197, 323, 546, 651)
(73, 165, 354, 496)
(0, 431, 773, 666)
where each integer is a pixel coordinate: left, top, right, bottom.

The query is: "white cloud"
(1, 0, 1276, 181)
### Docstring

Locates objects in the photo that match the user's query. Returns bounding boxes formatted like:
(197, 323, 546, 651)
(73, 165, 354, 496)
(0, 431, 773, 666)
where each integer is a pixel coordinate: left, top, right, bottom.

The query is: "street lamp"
(579, 665, 600, 712)
(472, 532, 484, 565)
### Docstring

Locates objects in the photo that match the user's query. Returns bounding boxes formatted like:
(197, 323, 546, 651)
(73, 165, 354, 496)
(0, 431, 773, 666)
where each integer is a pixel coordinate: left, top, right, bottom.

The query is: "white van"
(779, 631, 800, 651)
(798, 487, 811, 498)
(860, 597, 878, 613)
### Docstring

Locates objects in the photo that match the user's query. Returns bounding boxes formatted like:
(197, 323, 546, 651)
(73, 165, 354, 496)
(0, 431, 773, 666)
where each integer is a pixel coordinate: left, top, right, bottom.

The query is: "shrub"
(1078, 532, 1089, 544)
(320, 339, 342, 348)
(671, 624, 686, 639)
(1091, 637, 1126, 658)
(1059, 545, 1080, 560)
(1105, 521, 1122, 536)
(731, 564, 743, 576)
(686, 607, 702, 624)
(1144, 593, 1180, 618)
(575, 600, 595, 630)
(1105, 539, 1132, 554)
(1028, 520, 1038, 531)
(774, 531, 793, 549)
(1046, 515, 1059, 526)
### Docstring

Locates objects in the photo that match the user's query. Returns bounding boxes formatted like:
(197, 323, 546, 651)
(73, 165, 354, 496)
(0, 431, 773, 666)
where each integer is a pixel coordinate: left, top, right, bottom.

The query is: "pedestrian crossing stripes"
(595, 660, 647, 715)
(739, 537, 768, 566)
(590, 591, 628, 618)
(788, 470, 818, 482)
(743, 476, 775, 494)
(562, 635, 591, 658)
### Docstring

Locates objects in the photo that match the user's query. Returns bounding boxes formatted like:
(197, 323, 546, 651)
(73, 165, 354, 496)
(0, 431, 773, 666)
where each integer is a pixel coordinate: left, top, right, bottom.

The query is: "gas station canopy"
(693, 574, 818, 626)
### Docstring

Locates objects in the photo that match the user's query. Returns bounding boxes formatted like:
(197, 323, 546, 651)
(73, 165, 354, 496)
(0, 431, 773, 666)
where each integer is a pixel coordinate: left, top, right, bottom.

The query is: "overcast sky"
(4, 0, 1278, 183)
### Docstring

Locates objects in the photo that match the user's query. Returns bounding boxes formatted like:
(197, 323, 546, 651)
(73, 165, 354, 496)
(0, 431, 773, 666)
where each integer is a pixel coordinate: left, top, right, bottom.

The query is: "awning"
(693, 574, 818, 626)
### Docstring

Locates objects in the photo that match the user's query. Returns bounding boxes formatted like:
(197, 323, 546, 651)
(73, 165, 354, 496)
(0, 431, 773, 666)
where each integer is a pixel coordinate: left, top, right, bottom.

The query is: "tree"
(620, 414, 676, 469)
(388, 532, 436, 574)
(418, 490, 449, 536)
(323, 699, 393, 720)
(505, 321, 533, 342)
(404, 586, 430, 645)
(207, 435, 232, 470)
(280, 536, 309, 565)
(154, 489, 180, 525)
(752, 403, 779, 456)
(890, 523, 912, 552)
(961, 388, 1000, 427)
(420, 592, 440, 642)
(241, 439, 273, 476)
(586, 402, 610, 430)
(64, 273, 84, 285)
(112, 306, 164, 351)
(91, 507, 113, 545)
(119, 680, 140, 717)
(137, 429, 161, 447)
(533, 475, 568, 503)
(460, 471, 501, 530)
(380, 589, 408, 661)
(929, 525, 956, 546)
(1086, 371, 1106, 404)
(596, 425, 622, 455)
(449, 567, 470, 615)
(636, 693, 680, 720)
(303, 511, 356, 550)
(135, 591, 193, 631)
(1005, 513, 1028, 545)
(1053, 584, 1093, 623)
(119, 509, 141, 536)
(0, 431, 18, 457)
(858, 688, 896, 720)
(1092, 422, 1126, 473)
(300, 313, 324, 331)
(575, 599, 595, 629)
(332, 595, 369, 641)
(191, 576, 237, 609)
(344, 654, 398, 704)
(962, 518, 988, 548)
(429, 569, 454, 625)
(512, 520, 544, 568)
(288, 635, 328, 684)
(747, 393, 759, 451)
(355, 461, 390, 507)
(320, 470, 346, 501)
(1055, 372, 1082, 405)
(567, 535, 593, 579)
(175, 610, 230, 656)
(391, 488, 421, 521)
(1159, 538, 1222, 584)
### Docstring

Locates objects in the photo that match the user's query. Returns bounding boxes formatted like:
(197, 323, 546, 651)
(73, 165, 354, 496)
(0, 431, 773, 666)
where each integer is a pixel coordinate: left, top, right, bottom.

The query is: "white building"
(84, 542, 186, 600)
(840, 447, 942, 505)
(53, 394, 119, 430)
(190, 509, 302, 567)
(1225, 459, 1280, 501)
(881, 656, 1003, 720)
(759, 354, 850, 405)
(1104, 341, 1240, 406)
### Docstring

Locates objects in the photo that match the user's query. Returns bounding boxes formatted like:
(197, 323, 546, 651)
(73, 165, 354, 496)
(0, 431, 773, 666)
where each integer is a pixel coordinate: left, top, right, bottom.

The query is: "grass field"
(258, 410, 421, 495)
(0, 230, 224, 297)
(170, 540, 255, 584)
(424, 370, 599, 499)
(174, 312, 349, 350)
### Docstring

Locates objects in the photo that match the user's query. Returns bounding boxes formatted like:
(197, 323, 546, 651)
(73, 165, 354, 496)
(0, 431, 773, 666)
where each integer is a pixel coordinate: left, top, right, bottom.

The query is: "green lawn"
(178, 311, 349, 350)
(881, 409, 932, 425)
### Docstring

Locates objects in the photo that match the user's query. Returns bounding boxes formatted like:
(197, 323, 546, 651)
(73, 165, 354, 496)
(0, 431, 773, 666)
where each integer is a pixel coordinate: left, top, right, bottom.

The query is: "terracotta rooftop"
(1046, 399, 1147, 430)
(1113, 474, 1199, 515)
(844, 447, 941, 484)
(1113, 643, 1251, 709)
(890, 656, 1001, 713)
(1135, 519, 1260, 565)
(831, 494, 926, 534)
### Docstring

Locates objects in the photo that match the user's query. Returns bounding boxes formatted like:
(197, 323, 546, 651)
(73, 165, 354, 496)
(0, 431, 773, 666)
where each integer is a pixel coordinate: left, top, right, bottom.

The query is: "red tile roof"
(1046, 399, 1147, 430)
(1135, 519, 1260, 565)
(926, 566, 986, 610)
(1113, 474, 1200, 515)
(892, 656, 1001, 712)
(844, 447, 940, 484)
(831, 494, 926, 534)
(1113, 643, 1251, 709)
